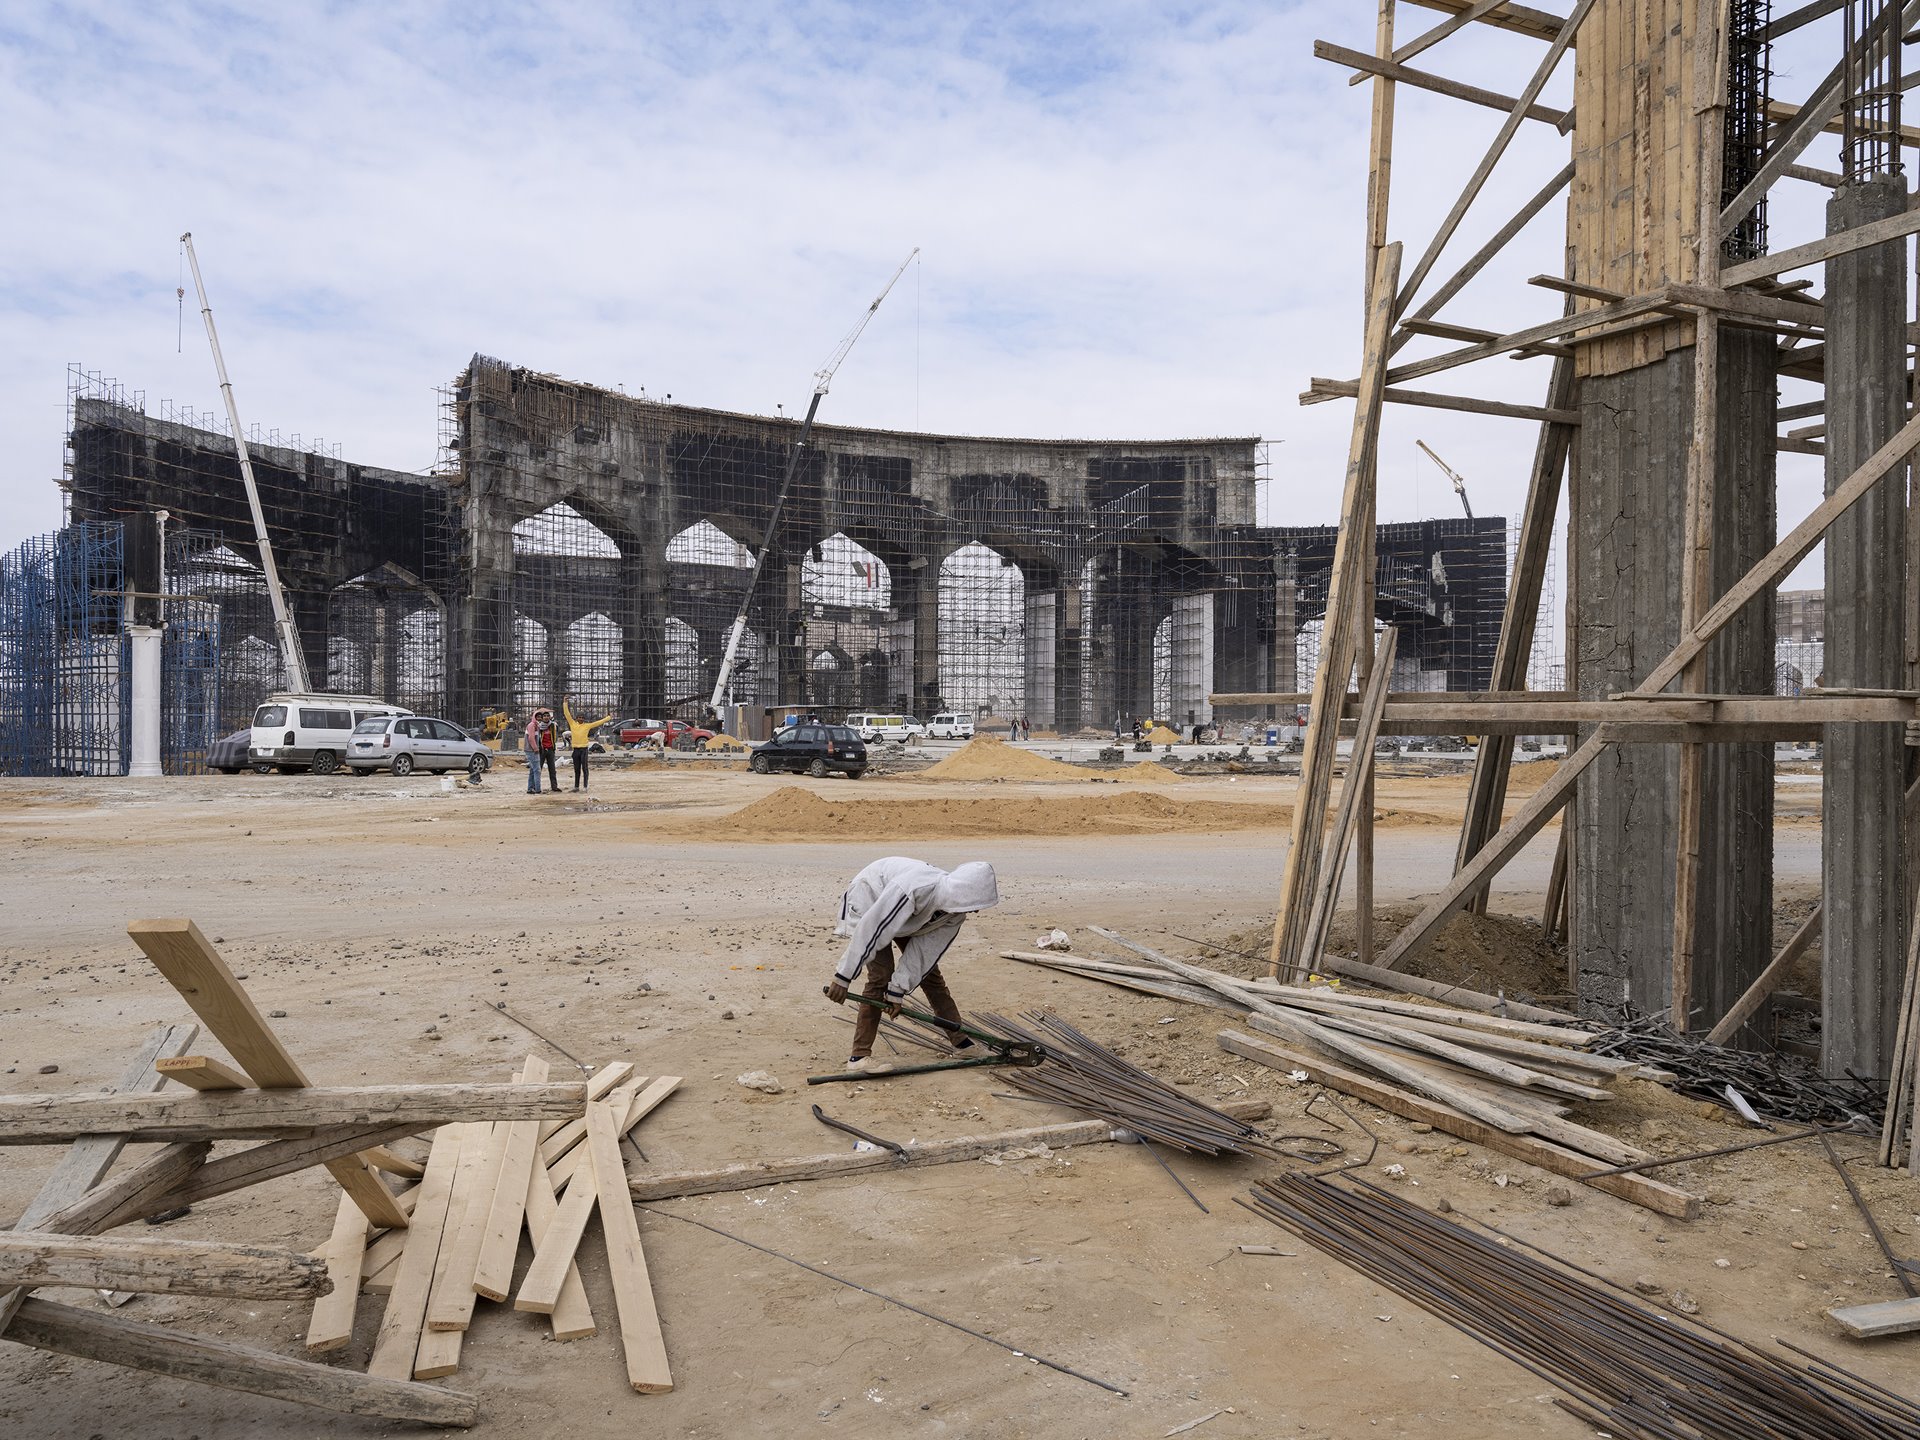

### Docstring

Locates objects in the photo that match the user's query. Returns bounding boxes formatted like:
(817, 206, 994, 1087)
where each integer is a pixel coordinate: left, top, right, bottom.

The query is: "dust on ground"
(706, 785, 1287, 839)
(0, 765, 1907, 1440)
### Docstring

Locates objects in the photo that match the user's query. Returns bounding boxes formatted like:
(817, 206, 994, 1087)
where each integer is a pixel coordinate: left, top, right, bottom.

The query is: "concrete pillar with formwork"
(1566, 0, 1775, 1021)
(1821, 173, 1913, 1078)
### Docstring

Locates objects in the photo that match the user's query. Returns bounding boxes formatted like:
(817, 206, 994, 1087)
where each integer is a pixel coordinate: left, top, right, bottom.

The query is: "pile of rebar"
(971, 1011, 1272, 1157)
(1590, 1013, 1885, 1127)
(1245, 1174, 1920, 1440)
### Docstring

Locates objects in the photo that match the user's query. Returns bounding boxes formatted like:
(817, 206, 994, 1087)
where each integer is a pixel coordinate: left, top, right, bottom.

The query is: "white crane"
(179, 232, 313, 693)
(707, 248, 919, 715)
(1415, 439, 1475, 520)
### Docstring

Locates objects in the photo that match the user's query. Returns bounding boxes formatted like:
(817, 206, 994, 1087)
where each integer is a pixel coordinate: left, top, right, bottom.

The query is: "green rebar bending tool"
(807, 988, 1045, 1084)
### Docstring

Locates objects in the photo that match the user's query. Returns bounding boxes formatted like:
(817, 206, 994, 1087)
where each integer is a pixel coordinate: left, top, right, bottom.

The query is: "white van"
(927, 712, 974, 740)
(250, 692, 412, 775)
(845, 713, 925, 743)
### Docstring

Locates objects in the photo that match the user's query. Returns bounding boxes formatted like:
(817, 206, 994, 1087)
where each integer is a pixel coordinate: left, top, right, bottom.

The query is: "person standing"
(531, 708, 560, 793)
(523, 711, 544, 794)
(824, 856, 1001, 1073)
(562, 696, 611, 791)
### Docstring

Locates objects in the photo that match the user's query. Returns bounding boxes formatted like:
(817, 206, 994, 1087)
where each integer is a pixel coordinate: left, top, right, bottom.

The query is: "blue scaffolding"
(0, 522, 126, 777)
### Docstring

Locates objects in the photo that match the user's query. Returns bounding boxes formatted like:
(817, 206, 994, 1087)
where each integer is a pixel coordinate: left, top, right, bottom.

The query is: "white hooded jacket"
(832, 856, 1000, 1000)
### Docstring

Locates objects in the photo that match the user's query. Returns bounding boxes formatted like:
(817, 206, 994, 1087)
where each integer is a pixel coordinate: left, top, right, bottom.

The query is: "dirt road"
(0, 766, 1898, 1440)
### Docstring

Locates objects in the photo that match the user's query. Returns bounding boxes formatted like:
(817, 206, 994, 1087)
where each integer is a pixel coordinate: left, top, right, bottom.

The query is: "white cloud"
(0, 1, 1850, 607)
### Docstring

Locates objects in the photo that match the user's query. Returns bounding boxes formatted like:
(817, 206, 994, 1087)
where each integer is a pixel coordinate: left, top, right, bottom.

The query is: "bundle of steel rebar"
(1244, 1174, 1920, 1440)
(1590, 1012, 1885, 1128)
(970, 1010, 1272, 1157)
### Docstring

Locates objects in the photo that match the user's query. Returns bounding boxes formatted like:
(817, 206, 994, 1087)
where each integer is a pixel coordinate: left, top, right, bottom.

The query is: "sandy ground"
(0, 760, 1909, 1440)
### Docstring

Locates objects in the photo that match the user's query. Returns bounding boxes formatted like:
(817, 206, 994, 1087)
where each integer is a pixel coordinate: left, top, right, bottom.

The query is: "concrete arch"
(938, 541, 1026, 719)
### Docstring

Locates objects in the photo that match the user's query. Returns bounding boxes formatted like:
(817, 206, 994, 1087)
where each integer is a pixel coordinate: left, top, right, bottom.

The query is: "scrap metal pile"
(1589, 1012, 1886, 1128)
(1246, 1174, 1920, 1440)
(1006, 928, 1702, 1217)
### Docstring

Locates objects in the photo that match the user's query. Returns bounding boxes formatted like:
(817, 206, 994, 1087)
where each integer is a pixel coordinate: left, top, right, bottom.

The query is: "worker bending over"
(825, 856, 1000, 1074)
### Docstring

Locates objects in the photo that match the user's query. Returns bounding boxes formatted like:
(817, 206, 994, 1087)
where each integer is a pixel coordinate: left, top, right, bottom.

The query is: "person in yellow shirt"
(562, 696, 612, 791)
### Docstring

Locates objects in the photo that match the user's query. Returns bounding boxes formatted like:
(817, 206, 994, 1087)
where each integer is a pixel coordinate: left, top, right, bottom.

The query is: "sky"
(0, 1, 1856, 600)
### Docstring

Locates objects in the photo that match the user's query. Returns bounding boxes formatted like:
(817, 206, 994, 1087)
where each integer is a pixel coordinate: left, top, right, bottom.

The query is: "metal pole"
(178, 233, 311, 694)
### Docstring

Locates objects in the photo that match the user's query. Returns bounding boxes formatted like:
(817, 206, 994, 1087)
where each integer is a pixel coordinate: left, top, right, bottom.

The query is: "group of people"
(1006, 715, 1032, 741)
(523, 697, 611, 795)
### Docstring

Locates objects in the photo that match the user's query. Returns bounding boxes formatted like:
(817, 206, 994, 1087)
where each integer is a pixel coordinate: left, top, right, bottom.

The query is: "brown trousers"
(848, 944, 966, 1058)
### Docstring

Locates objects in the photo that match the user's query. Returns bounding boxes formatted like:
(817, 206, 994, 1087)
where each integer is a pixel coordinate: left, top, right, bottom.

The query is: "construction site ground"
(0, 756, 1906, 1440)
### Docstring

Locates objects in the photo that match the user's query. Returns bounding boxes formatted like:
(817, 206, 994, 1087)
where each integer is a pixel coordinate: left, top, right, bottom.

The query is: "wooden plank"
(367, 1125, 462, 1382)
(629, 1100, 1272, 1201)
(1314, 40, 1569, 126)
(522, 1129, 596, 1340)
(0, 1083, 585, 1145)
(1219, 1029, 1699, 1219)
(1301, 378, 1581, 425)
(9, 1296, 478, 1427)
(544, 1077, 681, 1191)
(1723, 206, 1920, 288)
(155, 1055, 250, 1092)
(473, 1054, 549, 1303)
(1404, 0, 1567, 40)
(425, 1119, 506, 1333)
(1827, 1295, 1920, 1339)
(1303, 627, 1400, 963)
(364, 1145, 425, 1178)
(0, 1232, 328, 1299)
(514, 1152, 600, 1315)
(1314, 953, 1580, 1023)
(1706, 907, 1822, 1046)
(128, 1124, 426, 1228)
(586, 1099, 673, 1392)
(1272, 243, 1401, 977)
(127, 918, 410, 1232)
(306, 1191, 368, 1353)
(1386, 0, 1519, 68)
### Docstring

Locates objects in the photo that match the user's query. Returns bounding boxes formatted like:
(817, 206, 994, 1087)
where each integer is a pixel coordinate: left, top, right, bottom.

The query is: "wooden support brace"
(155, 1055, 249, 1092)
(0, 1232, 328, 1300)
(306, 1190, 368, 1353)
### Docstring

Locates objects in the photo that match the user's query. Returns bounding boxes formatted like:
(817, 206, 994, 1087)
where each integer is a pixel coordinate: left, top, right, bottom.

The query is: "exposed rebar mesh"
(1841, 0, 1904, 182)
(1722, 0, 1772, 260)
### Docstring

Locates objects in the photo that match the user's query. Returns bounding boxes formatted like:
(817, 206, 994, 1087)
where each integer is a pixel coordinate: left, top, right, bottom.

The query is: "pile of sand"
(1146, 725, 1181, 745)
(702, 734, 749, 752)
(708, 786, 1290, 840)
(915, 734, 1091, 782)
(1123, 761, 1191, 785)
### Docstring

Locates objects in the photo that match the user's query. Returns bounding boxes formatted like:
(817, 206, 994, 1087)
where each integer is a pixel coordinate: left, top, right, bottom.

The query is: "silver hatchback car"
(347, 716, 492, 778)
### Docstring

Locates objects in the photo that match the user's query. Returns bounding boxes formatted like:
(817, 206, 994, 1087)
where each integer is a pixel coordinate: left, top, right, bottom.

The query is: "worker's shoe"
(845, 1056, 894, 1075)
(951, 1036, 976, 1053)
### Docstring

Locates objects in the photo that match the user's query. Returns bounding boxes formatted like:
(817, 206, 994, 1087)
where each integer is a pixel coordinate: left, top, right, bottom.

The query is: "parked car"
(749, 722, 867, 778)
(845, 712, 925, 743)
(926, 712, 974, 740)
(345, 715, 493, 777)
(207, 727, 255, 774)
(620, 719, 716, 750)
(250, 692, 412, 774)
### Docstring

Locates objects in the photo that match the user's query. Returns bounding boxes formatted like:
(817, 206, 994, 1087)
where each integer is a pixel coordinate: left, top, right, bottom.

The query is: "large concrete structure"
(61, 361, 1512, 737)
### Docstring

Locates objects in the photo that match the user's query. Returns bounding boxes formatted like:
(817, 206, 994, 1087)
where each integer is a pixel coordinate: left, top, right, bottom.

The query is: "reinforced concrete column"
(1023, 590, 1057, 729)
(907, 553, 942, 714)
(1822, 174, 1911, 1077)
(126, 626, 163, 777)
(618, 545, 667, 716)
(1573, 336, 1775, 1019)
(1054, 583, 1084, 733)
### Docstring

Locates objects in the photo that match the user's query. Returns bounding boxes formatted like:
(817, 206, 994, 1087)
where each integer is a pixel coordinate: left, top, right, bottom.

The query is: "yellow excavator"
(479, 709, 512, 750)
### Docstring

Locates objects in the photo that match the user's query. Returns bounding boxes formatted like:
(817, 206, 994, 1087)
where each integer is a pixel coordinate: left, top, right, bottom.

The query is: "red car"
(618, 719, 717, 749)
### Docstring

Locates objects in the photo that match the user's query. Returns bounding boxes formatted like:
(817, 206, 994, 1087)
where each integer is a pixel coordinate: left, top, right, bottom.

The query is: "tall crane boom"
(1415, 439, 1475, 520)
(707, 248, 920, 715)
(179, 232, 312, 693)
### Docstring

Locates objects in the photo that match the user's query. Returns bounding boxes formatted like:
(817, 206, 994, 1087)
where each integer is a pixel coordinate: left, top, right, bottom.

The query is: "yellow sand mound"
(915, 734, 1089, 782)
(703, 733, 749, 751)
(1146, 725, 1181, 745)
(1124, 761, 1191, 785)
(708, 786, 1290, 840)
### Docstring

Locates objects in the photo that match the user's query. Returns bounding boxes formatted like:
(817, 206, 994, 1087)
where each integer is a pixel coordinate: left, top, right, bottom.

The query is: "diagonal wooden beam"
(1722, 205, 1920, 288)
(1378, 407, 1920, 970)
(1301, 627, 1400, 963)
(1318, 42, 1569, 126)
(1394, 0, 1597, 316)
(1270, 244, 1401, 978)
(1404, 0, 1567, 42)
(1382, 0, 1517, 70)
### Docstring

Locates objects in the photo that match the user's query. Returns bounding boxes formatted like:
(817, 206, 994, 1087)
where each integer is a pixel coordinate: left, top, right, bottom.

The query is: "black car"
(207, 727, 258, 774)
(749, 722, 867, 778)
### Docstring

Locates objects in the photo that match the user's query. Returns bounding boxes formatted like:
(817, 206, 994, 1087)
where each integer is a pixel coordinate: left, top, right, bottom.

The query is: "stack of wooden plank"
(0, 918, 612, 1428)
(1007, 929, 1702, 1219)
(308, 1054, 681, 1394)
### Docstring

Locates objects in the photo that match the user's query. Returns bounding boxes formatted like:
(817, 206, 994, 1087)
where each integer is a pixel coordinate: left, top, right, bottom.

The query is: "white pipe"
(178, 233, 312, 694)
(127, 626, 163, 777)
